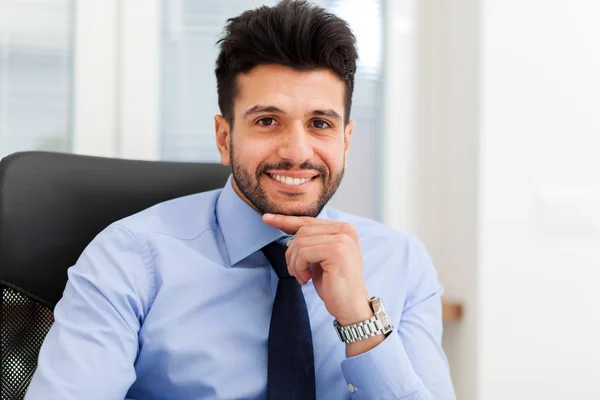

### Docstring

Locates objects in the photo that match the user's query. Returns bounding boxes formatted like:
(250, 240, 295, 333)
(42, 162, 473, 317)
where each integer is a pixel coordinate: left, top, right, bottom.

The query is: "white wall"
(479, 1, 600, 398)
(389, 1, 600, 399)
(391, 0, 481, 398)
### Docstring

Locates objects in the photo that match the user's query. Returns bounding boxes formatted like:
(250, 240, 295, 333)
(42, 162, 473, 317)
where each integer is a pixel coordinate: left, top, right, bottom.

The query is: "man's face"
(215, 64, 354, 217)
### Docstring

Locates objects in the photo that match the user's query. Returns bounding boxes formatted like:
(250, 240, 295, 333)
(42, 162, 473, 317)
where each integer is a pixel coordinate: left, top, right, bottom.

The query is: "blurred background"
(1, 0, 599, 399)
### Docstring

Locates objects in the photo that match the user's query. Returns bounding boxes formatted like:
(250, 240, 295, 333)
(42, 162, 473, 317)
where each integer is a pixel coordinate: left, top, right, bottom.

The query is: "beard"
(230, 143, 344, 217)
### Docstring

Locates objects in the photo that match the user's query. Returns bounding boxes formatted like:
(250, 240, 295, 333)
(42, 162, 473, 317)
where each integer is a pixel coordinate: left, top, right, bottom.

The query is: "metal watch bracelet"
(333, 297, 394, 343)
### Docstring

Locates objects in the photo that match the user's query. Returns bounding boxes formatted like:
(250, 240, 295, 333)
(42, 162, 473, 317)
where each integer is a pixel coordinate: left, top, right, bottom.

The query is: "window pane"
(160, 1, 278, 162)
(317, 0, 383, 219)
(0, 0, 74, 158)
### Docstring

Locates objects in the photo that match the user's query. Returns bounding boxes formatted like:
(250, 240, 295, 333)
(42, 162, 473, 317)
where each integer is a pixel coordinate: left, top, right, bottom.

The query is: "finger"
(287, 234, 342, 255)
(262, 213, 326, 234)
(288, 244, 339, 282)
(283, 244, 311, 284)
(296, 263, 313, 285)
(287, 248, 312, 285)
(291, 221, 359, 244)
(293, 223, 346, 238)
(286, 235, 338, 279)
(285, 239, 314, 285)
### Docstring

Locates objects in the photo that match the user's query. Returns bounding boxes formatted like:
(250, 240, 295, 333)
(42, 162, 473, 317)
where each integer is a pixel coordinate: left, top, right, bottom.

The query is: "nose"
(277, 122, 314, 165)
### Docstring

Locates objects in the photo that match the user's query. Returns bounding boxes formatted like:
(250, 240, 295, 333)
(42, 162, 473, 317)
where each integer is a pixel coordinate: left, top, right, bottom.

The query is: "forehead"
(234, 64, 345, 117)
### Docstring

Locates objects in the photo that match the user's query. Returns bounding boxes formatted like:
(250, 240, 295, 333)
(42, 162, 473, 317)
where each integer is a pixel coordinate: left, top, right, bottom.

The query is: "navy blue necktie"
(261, 242, 316, 400)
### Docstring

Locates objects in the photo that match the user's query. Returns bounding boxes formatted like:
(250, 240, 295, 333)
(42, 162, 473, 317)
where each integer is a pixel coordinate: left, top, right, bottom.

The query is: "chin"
(264, 200, 323, 217)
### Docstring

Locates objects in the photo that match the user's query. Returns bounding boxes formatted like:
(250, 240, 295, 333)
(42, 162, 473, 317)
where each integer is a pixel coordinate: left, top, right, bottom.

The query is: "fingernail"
(263, 213, 275, 220)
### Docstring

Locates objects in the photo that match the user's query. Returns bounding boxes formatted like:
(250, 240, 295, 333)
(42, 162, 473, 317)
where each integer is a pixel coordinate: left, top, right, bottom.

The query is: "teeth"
(270, 174, 312, 186)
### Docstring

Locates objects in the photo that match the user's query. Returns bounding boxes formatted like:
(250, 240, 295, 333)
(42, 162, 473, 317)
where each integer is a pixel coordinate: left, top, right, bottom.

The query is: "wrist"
(334, 297, 373, 327)
(345, 334, 385, 358)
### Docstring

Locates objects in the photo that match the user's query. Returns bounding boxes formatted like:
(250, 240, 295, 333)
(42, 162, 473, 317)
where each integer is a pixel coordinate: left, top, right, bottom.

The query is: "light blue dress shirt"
(26, 177, 455, 400)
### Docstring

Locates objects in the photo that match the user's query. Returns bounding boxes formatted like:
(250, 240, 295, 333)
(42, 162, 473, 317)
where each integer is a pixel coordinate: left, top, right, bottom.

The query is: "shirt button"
(348, 383, 356, 393)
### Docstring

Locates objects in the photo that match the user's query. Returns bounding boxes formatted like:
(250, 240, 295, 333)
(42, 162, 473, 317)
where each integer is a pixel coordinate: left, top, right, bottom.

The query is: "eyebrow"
(309, 109, 342, 122)
(242, 105, 285, 119)
(242, 104, 343, 123)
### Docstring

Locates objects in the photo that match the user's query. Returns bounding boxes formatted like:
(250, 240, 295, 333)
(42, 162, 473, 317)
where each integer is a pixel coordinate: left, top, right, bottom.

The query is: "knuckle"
(296, 225, 309, 237)
(293, 236, 306, 248)
(343, 222, 357, 235)
(297, 247, 308, 260)
(342, 223, 359, 241)
(340, 233, 353, 245)
(332, 242, 346, 257)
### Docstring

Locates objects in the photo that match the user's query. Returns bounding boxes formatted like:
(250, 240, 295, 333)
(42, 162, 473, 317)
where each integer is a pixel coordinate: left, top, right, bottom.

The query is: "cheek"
(234, 138, 276, 168)
(316, 142, 346, 170)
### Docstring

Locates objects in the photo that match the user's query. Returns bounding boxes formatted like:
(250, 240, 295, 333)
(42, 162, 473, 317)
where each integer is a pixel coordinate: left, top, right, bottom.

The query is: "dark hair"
(215, 0, 358, 126)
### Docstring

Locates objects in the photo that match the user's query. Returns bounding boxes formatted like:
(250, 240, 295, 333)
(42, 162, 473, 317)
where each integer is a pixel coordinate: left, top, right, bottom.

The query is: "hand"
(262, 213, 373, 326)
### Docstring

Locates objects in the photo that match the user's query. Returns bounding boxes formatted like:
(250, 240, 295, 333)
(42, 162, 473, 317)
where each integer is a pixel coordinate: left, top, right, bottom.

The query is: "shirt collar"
(215, 175, 329, 266)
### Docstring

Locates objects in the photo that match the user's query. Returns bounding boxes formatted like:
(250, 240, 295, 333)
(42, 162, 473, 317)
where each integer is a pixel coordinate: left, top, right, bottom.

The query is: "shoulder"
(112, 188, 222, 240)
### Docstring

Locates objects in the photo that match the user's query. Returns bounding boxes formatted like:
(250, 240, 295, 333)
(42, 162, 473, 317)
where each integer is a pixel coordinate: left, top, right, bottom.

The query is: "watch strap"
(334, 314, 393, 343)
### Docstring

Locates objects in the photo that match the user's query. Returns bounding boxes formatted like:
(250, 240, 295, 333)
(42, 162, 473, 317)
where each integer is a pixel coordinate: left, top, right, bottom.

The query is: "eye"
(311, 119, 331, 129)
(257, 117, 276, 126)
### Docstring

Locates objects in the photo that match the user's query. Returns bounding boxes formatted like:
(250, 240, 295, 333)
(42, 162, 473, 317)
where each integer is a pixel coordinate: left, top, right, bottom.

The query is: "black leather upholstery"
(0, 151, 230, 398)
(0, 151, 230, 308)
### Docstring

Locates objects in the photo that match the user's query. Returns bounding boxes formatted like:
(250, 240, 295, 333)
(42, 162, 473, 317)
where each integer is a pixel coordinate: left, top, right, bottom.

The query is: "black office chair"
(0, 151, 230, 399)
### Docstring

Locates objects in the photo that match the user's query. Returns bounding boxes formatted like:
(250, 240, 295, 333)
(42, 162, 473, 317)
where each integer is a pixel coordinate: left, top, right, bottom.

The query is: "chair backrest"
(0, 151, 230, 398)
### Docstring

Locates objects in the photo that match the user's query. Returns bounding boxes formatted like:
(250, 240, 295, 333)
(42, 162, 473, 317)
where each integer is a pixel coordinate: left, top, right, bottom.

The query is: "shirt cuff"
(340, 333, 425, 400)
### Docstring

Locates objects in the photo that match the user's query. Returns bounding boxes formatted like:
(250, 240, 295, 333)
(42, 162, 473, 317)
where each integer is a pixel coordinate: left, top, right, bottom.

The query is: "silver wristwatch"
(333, 297, 394, 343)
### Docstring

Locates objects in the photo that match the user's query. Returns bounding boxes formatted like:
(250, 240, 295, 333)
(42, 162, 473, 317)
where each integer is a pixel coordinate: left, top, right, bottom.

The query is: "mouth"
(265, 172, 320, 188)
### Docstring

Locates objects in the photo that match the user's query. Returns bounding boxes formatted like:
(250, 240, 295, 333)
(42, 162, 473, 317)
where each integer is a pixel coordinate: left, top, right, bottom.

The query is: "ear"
(215, 115, 231, 166)
(343, 120, 355, 159)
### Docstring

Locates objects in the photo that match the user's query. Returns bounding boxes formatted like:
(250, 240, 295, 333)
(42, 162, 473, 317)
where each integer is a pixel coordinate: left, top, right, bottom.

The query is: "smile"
(267, 173, 318, 186)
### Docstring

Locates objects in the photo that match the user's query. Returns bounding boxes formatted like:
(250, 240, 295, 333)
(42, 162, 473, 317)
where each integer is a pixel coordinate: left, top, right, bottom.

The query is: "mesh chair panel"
(1, 285, 54, 400)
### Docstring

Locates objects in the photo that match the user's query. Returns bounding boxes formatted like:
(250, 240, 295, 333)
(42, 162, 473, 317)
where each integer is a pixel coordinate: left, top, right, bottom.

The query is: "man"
(27, 1, 455, 399)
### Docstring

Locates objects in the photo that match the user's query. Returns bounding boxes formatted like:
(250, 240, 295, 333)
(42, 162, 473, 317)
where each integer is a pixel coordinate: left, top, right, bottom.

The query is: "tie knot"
(261, 242, 290, 278)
